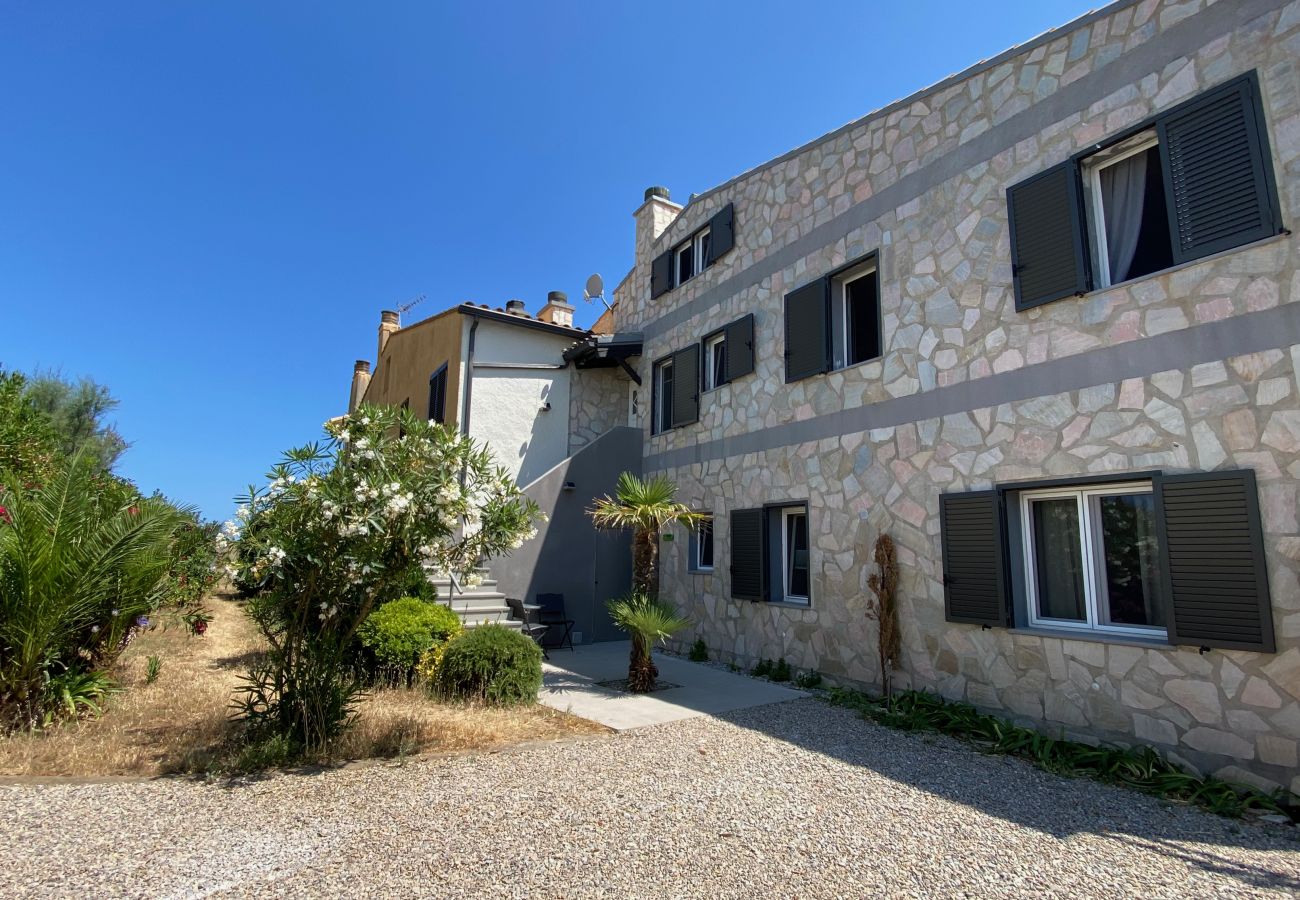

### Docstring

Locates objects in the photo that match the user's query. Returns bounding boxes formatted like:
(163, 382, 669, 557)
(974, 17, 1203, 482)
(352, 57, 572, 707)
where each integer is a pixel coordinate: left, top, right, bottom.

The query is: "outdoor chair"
(535, 592, 575, 652)
(506, 596, 549, 660)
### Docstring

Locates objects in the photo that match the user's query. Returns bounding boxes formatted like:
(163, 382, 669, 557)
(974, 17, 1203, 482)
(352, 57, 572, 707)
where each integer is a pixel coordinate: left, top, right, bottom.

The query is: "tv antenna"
(583, 273, 611, 312)
(395, 293, 427, 317)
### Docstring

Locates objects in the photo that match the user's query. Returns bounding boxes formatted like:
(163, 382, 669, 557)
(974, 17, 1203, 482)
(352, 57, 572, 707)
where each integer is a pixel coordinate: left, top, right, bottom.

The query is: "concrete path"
(538, 640, 804, 730)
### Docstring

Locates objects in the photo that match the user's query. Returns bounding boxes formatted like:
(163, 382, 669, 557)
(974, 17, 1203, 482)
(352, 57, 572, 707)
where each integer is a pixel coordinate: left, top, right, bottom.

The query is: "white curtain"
(1100, 152, 1147, 283)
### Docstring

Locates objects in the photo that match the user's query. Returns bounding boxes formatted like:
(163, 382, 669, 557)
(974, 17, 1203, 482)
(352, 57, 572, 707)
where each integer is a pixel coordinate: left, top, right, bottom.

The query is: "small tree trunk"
(627, 634, 658, 692)
(632, 528, 659, 598)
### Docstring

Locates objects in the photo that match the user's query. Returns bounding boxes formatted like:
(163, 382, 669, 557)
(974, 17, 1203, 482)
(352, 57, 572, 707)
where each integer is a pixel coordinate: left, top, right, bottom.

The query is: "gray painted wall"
(491, 426, 642, 644)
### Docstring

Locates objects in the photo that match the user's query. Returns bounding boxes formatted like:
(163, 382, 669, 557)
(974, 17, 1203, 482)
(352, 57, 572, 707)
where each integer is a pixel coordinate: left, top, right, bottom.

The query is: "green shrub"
(795, 670, 823, 689)
(688, 637, 709, 662)
(770, 657, 792, 682)
(145, 655, 162, 684)
(751, 658, 772, 678)
(358, 597, 462, 678)
(435, 624, 541, 706)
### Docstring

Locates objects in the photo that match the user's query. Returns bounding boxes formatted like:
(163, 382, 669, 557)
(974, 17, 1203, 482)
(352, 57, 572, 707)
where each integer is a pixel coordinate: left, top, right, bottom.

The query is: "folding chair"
(535, 592, 575, 652)
(506, 597, 550, 660)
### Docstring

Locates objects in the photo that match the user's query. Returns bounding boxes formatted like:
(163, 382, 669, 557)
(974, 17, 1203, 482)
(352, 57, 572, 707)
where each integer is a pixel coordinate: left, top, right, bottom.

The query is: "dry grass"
(0, 592, 603, 778)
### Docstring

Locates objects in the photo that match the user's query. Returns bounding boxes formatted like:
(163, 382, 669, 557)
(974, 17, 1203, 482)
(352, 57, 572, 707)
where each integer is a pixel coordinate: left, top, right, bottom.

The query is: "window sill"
(764, 599, 811, 610)
(831, 356, 884, 375)
(689, 567, 715, 575)
(1080, 232, 1289, 301)
(1007, 626, 1169, 650)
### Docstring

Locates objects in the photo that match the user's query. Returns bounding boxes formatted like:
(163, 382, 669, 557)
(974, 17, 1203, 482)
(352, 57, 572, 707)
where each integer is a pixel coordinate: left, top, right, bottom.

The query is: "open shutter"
(939, 491, 1009, 626)
(1156, 469, 1275, 652)
(730, 507, 764, 601)
(724, 314, 755, 381)
(1006, 161, 1089, 311)
(1158, 75, 1282, 265)
(783, 278, 830, 382)
(670, 344, 699, 427)
(650, 251, 673, 299)
(706, 203, 735, 264)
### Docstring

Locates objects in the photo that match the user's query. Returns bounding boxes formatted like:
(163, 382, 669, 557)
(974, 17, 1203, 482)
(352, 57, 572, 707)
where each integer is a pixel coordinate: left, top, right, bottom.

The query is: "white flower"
(91, 625, 100, 634)
(360, 416, 370, 425)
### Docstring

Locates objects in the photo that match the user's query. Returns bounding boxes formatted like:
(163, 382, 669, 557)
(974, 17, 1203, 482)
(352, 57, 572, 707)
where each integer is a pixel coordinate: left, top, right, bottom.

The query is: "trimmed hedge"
(435, 624, 541, 706)
(357, 597, 462, 676)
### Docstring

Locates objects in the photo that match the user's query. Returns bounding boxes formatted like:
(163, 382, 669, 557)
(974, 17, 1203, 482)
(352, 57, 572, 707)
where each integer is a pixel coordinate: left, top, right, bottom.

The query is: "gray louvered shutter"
(706, 203, 735, 264)
(1006, 161, 1089, 311)
(783, 278, 829, 382)
(650, 251, 673, 299)
(670, 344, 699, 427)
(730, 508, 764, 601)
(1157, 75, 1282, 265)
(1156, 469, 1275, 652)
(939, 491, 1009, 626)
(724, 314, 755, 381)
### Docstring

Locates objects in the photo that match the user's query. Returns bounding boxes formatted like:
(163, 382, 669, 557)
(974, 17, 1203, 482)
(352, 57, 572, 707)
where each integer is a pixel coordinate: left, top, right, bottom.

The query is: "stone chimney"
(349, 359, 371, 413)
(536, 290, 574, 327)
(377, 309, 400, 361)
(505, 299, 527, 316)
(634, 185, 682, 266)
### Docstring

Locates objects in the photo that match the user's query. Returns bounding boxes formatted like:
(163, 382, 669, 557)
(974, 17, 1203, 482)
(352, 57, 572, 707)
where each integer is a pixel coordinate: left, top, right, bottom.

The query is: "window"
(831, 265, 881, 369)
(649, 204, 735, 299)
(781, 507, 810, 602)
(1020, 482, 1163, 638)
(691, 515, 714, 571)
(1085, 134, 1174, 287)
(653, 357, 673, 435)
(1007, 73, 1282, 311)
(428, 363, 448, 424)
(703, 332, 727, 391)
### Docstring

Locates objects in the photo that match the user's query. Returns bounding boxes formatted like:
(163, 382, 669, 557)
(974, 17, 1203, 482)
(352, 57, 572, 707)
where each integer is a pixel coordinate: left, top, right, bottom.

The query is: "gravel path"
(2, 698, 1297, 898)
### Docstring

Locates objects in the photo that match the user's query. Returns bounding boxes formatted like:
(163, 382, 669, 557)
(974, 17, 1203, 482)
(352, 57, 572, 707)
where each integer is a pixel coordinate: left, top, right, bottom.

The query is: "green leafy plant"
(435, 624, 542, 706)
(357, 597, 461, 682)
(42, 669, 119, 724)
(770, 657, 792, 682)
(794, 670, 823, 689)
(225, 404, 541, 754)
(145, 655, 162, 684)
(827, 688, 1298, 820)
(688, 637, 709, 662)
(588, 473, 705, 599)
(607, 592, 690, 692)
(751, 658, 772, 678)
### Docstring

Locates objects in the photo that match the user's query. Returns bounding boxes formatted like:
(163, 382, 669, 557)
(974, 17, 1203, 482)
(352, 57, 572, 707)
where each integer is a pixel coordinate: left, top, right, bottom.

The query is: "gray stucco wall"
(491, 426, 642, 644)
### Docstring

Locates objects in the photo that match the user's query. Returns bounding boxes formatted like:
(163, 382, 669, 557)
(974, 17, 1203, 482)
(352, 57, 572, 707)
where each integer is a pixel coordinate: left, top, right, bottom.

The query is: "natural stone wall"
(568, 366, 628, 455)
(613, 0, 1300, 793)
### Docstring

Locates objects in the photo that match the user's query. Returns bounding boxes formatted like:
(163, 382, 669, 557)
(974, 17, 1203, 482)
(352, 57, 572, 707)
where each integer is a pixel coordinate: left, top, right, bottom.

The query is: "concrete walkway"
(539, 640, 804, 730)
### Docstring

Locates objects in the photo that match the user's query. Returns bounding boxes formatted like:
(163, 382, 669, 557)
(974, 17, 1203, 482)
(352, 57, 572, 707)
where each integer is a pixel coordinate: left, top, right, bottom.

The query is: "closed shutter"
(670, 344, 699, 427)
(1006, 161, 1089, 311)
(724, 314, 755, 381)
(428, 365, 447, 423)
(650, 251, 674, 299)
(939, 491, 1009, 626)
(730, 507, 764, 601)
(1158, 75, 1281, 265)
(783, 278, 830, 382)
(706, 203, 735, 264)
(1156, 469, 1275, 652)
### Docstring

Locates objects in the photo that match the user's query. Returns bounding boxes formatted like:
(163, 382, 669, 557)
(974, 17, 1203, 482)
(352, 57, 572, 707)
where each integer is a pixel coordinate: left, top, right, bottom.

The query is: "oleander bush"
(434, 624, 542, 706)
(358, 597, 461, 682)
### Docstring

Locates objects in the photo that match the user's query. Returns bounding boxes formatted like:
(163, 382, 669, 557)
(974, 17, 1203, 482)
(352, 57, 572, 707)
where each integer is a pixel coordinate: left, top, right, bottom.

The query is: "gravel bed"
(2, 698, 1297, 898)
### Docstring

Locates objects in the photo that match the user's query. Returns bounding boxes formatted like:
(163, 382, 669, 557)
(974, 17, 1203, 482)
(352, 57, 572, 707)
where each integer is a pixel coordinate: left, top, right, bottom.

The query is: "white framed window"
(703, 331, 727, 390)
(693, 515, 714, 571)
(675, 241, 695, 286)
(829, 263, 881, 370)
(652, 357, 673, 434)
(1020, 481, 1164, 638)
(673, 226, 712, 288)
(781, 507, 810, 603)
(1084, 131, 1174, 288)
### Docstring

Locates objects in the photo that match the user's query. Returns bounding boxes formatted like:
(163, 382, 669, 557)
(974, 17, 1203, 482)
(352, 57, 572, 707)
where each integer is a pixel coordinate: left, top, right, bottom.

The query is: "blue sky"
(0, 0, 1095, 521)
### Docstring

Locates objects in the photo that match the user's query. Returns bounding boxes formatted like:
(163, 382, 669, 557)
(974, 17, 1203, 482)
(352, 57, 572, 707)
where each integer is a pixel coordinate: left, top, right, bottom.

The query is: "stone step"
(461, 614, 522, 629)
(427, 579, 499, 594)
(439, 595, 511, 613)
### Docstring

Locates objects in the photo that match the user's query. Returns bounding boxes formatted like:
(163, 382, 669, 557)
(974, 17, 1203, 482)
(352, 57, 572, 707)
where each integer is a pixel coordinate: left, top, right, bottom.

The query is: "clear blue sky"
(1, 0, 1095, 521)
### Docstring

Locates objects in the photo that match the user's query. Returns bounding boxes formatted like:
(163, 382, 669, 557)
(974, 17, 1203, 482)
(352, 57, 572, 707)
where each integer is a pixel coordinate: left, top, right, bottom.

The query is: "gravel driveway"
(2, 698, 1297, 898)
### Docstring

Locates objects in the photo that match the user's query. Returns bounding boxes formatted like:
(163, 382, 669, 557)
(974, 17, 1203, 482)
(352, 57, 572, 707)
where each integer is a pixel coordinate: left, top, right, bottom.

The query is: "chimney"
(377, 309, 399, 361)
(634, 185, 682, 272)
(349, 359, 371, 413)
(536, 290, 574, 327)
(505, 299, 527, 315)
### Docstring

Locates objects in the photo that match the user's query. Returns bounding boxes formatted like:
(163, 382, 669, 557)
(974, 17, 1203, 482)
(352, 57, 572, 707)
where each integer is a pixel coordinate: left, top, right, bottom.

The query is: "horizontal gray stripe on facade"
(643, 301, 1300, 473)
(641, 0, 1285, 343)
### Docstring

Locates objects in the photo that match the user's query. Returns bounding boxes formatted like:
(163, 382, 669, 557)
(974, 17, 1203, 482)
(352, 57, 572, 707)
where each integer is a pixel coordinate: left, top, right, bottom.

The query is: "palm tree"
(587, 472, 705, 599)
(607, 593, 690, 692)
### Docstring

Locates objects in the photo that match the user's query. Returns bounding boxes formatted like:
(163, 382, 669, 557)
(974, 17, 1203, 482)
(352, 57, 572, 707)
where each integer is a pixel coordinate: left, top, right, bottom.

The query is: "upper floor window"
(1007, 73, 1283, 311)
(650, 203, 736, 299)
(428, 363, 448, 424)
(831, 264, 882, 370)
(783, 253, 881, 383)
(703, 331, 726, 391)
(653, 357, 674, 435)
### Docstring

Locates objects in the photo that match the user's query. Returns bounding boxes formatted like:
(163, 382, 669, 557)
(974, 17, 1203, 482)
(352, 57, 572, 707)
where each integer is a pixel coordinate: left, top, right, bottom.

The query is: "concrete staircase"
(423, 566, 522, 630)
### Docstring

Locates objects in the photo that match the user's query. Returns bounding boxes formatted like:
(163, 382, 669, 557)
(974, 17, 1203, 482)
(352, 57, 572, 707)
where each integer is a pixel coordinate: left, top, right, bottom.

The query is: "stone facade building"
(613, 0, 1300, 792)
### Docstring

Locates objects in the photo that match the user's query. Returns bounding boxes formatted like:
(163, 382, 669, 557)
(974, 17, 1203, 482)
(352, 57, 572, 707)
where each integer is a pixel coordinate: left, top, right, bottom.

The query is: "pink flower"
(0, 506, 10, 524)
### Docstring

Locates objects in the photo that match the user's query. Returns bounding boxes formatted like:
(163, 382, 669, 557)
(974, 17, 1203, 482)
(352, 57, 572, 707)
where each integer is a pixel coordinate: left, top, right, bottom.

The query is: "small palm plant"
(607, 592, 690, 692)
(587, 473, 704, 598)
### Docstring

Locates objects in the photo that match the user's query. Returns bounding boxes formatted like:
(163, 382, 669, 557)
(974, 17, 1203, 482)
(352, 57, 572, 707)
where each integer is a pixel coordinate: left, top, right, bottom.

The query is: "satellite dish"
(583, 273, 604, 301)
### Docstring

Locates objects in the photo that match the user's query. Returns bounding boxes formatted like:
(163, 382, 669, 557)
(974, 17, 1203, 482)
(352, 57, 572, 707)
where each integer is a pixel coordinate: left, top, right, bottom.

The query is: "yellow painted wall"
(363, 309, 464, 424)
